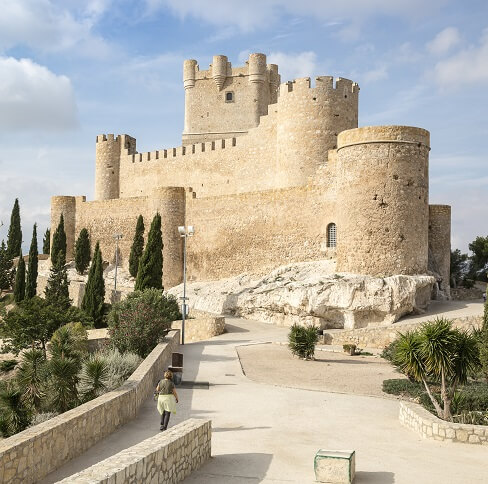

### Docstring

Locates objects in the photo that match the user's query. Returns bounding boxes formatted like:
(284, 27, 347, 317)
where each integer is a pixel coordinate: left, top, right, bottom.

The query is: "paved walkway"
(43, 315, 486, 484)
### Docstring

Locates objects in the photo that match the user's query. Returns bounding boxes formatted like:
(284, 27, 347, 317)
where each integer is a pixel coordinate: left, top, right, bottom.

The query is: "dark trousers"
(160, 411, 171, 430)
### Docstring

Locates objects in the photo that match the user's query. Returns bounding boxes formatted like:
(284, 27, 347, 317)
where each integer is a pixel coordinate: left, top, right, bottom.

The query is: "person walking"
(156, 370, 179, 431)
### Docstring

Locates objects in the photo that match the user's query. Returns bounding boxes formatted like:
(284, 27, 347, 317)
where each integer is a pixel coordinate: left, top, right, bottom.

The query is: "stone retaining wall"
(322, 315, 482, 349)
(172, 316, 225, 343)
(57, 418, 212, 483)
(399, 401, 488, 445)
(0, 331, 180, 484)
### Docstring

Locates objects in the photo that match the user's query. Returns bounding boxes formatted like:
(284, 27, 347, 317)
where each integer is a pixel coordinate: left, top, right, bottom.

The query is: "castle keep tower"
(182, 53, 280, 145)
(335, 126, 430, 276)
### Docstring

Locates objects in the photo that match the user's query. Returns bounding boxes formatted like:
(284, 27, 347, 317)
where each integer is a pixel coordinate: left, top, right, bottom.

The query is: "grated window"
(225, 91, 234, 102)
(327, 223, 337, 248)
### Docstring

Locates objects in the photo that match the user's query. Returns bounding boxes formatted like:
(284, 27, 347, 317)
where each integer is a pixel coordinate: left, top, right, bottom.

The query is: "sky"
(0, 0, 487, 254)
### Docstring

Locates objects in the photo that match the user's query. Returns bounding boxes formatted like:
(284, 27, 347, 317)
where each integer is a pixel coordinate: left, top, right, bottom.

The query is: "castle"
(50, 53, 451, 300)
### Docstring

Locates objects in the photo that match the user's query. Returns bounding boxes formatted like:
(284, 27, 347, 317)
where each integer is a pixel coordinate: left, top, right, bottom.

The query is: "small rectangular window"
(225, 91, 234, 103)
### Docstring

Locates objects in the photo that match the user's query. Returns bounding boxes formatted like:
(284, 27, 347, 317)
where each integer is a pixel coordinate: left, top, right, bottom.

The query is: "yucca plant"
(16, 349, 47, 411)
(78, 356, 109, 402)
(392, 318, 481, 421)
(288, 324, 319, 360)
(0, 382, 32, 437)
(47, 357, 79, 413)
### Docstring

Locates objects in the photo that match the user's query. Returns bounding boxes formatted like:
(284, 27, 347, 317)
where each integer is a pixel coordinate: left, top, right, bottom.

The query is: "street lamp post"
(178, 225, 194, 345)
(113, 234, 123, 294)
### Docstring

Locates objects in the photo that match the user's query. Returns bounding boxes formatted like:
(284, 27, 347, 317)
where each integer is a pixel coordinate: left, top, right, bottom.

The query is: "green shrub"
(0, 359, 18, 373)
(453, 411, 488, 425)
(382, 378, 424, 398)
(381, 340, 399, 362)
(108, 289, 180, 358)
(288, 324, 319, 360)
(343, 344, 357, 355)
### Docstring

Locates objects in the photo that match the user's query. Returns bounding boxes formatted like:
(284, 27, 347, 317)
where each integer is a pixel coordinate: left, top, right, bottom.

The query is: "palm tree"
(393, 318, 481, 420)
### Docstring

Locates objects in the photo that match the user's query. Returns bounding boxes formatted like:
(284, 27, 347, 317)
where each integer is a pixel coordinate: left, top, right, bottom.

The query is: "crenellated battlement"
(279, 76, 359, 97)
(128, 137, 238, 164)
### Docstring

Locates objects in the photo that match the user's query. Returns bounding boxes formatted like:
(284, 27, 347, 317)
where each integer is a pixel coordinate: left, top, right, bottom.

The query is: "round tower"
(150, 187, 186, 289)
(211, 55, 228, 90)
(276, 76, 359, 187)
(95, 134, 121, 201)
(248, 53, 268, 125)
(335, 126, 430, 276)
(268, 63, 280, 104)
(429, 204, 451, 297)
(50, 196, 77, 261)
(183, 59, 197, 134)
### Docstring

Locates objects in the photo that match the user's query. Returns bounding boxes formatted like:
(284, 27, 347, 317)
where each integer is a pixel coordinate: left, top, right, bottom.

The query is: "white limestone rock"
(168, 260, 435, 329)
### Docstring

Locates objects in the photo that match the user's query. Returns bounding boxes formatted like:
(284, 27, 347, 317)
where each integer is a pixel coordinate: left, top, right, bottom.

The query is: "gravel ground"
(237, 343, 403, 397)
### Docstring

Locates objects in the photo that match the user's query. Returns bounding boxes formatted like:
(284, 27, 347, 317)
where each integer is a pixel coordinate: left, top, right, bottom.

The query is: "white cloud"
(432, 29, 488, 88)
(268, 51, 318, 82)
(148, 0, 447, 32)
(0, 57, 78, 131)
(362, 65, 388, 83)
(427, 27, 461, 55)
(0, 0, 111, 55)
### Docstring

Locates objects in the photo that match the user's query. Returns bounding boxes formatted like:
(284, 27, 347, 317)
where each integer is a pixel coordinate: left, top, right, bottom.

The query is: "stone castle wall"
(51, 52, 451, 289)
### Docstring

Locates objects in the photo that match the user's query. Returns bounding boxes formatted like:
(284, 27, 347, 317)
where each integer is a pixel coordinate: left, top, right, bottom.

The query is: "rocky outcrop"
(169, 261, 435, 329)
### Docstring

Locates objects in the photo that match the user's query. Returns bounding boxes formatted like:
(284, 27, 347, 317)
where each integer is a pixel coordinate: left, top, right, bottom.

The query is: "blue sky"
(0, 0, 487, 253)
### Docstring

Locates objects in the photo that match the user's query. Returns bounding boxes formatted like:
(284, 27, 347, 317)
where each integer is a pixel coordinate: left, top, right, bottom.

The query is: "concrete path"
(43, 315, 486, 484)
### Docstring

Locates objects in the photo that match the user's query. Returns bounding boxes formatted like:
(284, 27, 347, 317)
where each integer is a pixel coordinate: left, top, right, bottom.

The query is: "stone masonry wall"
(186, 185, 336, 281)
(0, 332, 179, 484)
(322, 314, 482, 349)
(400, 402, 488, 445)
(57, 419, 212, 483)
(172, 316, 225, 343)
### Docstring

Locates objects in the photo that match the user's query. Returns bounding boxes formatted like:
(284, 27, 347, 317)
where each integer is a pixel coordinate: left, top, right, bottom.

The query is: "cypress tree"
(75, 228, 91, 275)
(135, 213, 163, 291)
(0, 241, 14, 293)
(6, 198, 22, 260)
(128, 215, 144, 278)
(45, 251, 71, 310)
(25, 224, 38, 299)
(42, 228, 51, 255)
(81, 242, 105, 326)
(51, 215, 67, 266)
(14, 250, 26, 303)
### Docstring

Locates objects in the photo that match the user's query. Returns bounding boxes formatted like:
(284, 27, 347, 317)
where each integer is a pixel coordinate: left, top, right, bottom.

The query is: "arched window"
(327, 223, 337, 248)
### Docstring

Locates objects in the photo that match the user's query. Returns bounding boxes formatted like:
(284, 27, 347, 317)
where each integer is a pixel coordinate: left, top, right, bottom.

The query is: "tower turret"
(211, 55, 229, 90)
(95, 134, 136, 201)
(276, 76, 359, 187)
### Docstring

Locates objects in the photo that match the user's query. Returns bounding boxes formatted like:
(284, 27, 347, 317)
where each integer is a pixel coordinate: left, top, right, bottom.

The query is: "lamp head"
(178, 226, 185, 236)
(187, 225, 194, 236)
